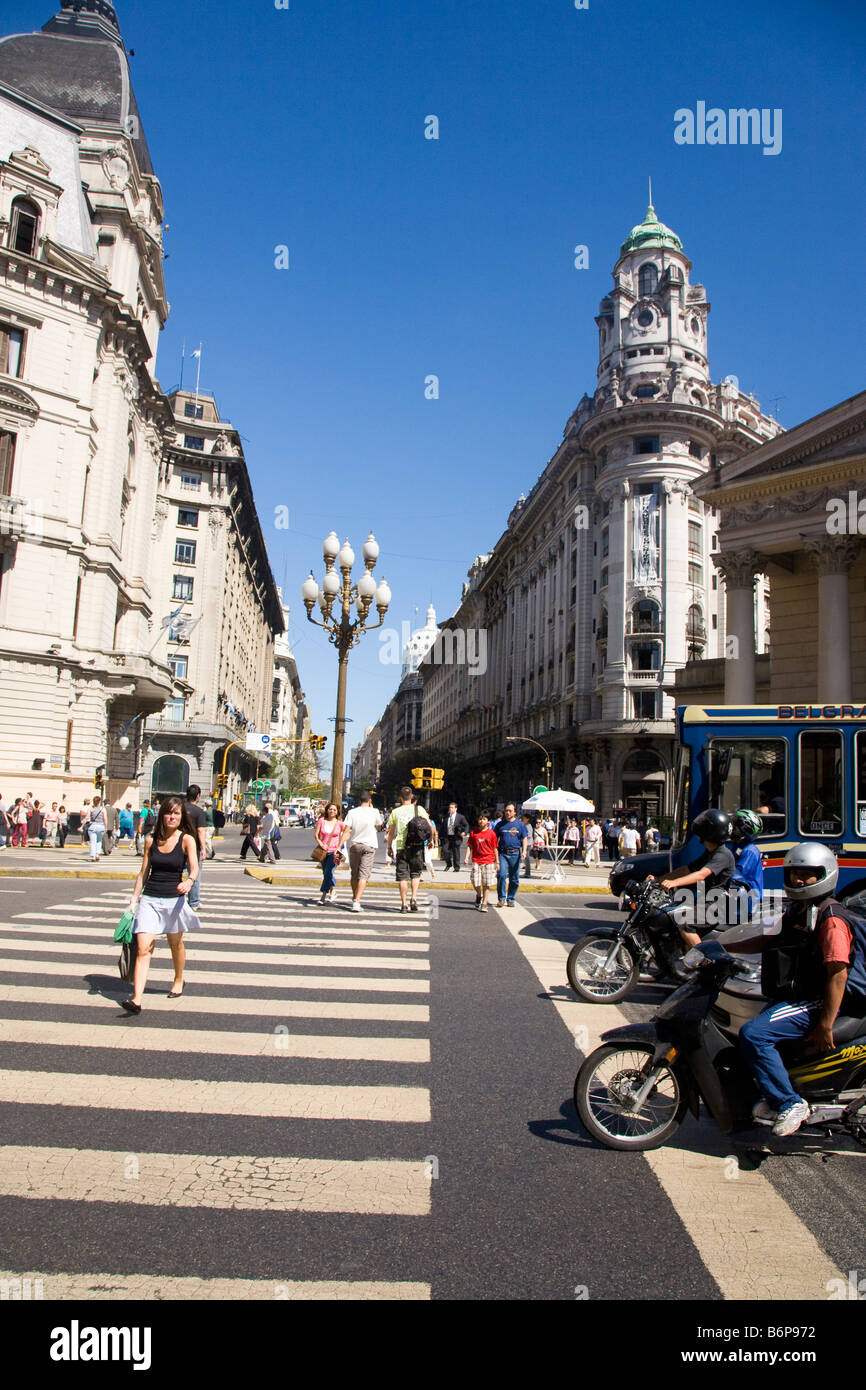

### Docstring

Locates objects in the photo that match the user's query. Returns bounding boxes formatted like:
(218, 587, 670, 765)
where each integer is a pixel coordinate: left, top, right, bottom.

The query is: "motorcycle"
(566, 878, 685, 1003)
(574, 937, 866, 1152)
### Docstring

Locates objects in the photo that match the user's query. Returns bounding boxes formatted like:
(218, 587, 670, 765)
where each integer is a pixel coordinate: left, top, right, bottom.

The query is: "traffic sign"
(245, 732, 272, 752)
(533, 785, 547, 795)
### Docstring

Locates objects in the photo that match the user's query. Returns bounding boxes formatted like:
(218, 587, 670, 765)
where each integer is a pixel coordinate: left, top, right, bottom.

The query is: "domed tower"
(574, 197, 781, 815)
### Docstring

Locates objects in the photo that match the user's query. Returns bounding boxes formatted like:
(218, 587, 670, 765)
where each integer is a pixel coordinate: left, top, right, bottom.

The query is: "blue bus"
(611, 704, 866, 904)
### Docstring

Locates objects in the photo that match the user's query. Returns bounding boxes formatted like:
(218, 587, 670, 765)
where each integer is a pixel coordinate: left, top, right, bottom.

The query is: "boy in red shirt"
(464, 812, 500, 912)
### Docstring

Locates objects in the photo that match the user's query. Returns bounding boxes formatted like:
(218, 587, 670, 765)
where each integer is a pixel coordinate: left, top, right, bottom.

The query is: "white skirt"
(134, 895, 201, 935)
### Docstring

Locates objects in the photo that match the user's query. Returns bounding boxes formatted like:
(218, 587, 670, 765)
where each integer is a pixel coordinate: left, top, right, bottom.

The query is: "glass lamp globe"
(357, 570, 376, 600)
(338, 540, 355, 570)
(322, 531, 340, 561)
(321, 570, 340, 597)
(362, 532, 379, 563)
(301, 573, 319, 603)
(375, 579, 391, 609)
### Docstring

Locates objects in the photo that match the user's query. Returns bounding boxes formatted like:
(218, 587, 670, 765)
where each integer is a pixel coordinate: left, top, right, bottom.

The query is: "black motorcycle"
(566, 878, 684, 1003)
(574, 937, 866, 1152)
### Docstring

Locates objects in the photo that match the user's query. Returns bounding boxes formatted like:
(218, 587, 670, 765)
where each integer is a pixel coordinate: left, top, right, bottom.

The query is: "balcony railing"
(629, 669, 662, 681)
(626, 622, 663, 637)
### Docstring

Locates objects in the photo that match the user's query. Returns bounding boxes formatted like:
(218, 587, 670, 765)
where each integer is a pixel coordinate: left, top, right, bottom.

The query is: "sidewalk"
(0, 843, 615, 893)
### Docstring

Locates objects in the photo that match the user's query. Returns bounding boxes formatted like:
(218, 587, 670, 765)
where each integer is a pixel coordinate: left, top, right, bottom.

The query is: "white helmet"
(782, 843, 838, 901)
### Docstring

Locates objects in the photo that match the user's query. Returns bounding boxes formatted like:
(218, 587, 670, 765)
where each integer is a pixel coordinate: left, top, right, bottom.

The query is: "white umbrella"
(521, 788, 595, 813)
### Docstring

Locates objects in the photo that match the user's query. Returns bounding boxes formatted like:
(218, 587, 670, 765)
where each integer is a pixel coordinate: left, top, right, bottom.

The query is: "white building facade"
(420, 204, 781, 817)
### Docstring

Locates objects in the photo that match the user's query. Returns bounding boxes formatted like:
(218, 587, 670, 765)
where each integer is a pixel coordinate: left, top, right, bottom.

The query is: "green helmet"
(731, 809, 763, 841)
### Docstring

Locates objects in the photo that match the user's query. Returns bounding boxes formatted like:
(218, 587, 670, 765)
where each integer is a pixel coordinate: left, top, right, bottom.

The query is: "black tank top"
(144, 835, 186, 898)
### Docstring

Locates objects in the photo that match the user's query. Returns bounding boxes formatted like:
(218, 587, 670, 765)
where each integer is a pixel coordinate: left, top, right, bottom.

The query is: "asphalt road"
(0, 873, 863, 1305)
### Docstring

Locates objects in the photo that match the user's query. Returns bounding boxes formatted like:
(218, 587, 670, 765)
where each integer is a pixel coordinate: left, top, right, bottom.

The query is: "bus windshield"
(707, 737, 787, 836)
(671, 743, 691, 851)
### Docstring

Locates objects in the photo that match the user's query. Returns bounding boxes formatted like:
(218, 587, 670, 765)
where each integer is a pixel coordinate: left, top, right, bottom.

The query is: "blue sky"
(14, 0, 866, 749)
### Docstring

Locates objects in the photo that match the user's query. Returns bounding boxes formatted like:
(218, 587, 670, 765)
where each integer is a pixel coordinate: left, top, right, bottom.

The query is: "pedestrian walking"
(464, 811, 499, 911)
(604, 817, 620, 862)
(122, 796, 201, 1014)
(618, 820, 641, 857)
(79, 799, 91, 847)
(439, 801, 469, 872)
(645, 822, 661, 852)
(563, 816, 581, 864)
(258, 803, 279, 864)
(86, 796, 108, 860)
(531, 818, 549, 871)
(136, 800, 155, 855)
(385, 786, 437, 914)
(583, 817, 602, 865)
(183, 785, 207, 910)
(519, 814, 534, 877)
(11, 797, 28, 847)
(315, 803, 345, 904)
(340, 791, 384, 910)
(118, 803, 135, 843)
(57, 804, 68, 848)
(42, 801, 61, 848)
(203, 800, 216, 860)
(27, 800, 44, 845)
(495, 802, 530, 907)
(239, 804, 261, 861)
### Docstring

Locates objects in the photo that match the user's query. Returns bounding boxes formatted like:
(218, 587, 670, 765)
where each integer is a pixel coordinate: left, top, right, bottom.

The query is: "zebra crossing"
(0, 882, 435, 1300)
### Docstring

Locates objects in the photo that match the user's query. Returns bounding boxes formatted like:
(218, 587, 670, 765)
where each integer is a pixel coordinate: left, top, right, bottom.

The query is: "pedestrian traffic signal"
(411, 766, 445, 790)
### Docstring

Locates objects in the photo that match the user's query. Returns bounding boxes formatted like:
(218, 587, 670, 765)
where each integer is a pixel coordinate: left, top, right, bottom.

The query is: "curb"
(242, 867, 612, 895)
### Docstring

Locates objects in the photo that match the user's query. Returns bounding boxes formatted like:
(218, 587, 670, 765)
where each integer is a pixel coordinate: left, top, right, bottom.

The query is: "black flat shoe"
(121, 999, 141, 1015)
(167, 986, 185, 999)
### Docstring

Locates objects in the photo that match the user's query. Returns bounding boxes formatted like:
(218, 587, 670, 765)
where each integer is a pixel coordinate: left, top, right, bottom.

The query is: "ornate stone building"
(420, 203, 781, 816)
(678, 388, 866, 707)
(0, 2, 176, 805)
(139, 391, 283, 810)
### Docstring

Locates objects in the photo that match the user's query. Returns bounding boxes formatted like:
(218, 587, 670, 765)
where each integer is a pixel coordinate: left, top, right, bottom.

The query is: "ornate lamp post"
(506, 734, 553, 790)
(302, 531, 391, 806)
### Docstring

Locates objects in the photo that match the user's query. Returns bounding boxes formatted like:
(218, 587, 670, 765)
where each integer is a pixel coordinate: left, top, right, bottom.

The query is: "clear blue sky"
(13, 0, 866, 748)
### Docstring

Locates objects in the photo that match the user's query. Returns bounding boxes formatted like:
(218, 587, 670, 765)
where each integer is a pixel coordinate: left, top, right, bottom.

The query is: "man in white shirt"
(618, 822, 641, 856)
(340, 792, 384, 911)
(259, 803, 278, 864)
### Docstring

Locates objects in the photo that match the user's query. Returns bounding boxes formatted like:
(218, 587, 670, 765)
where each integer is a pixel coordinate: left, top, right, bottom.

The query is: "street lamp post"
(505, 735, 553, 790)
(302, 531, 390, 807)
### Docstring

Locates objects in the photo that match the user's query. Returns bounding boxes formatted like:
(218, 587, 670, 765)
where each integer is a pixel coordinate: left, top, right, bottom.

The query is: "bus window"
(856, 732, 866, 837)
(707, 739, 787, 835)
(671, 743, 691, 850)
(799, 730, 843, 836)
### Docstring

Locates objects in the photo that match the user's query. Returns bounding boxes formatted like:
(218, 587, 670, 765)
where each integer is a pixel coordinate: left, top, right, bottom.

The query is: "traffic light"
(309, 734, 327, 750)
(411, 766, 445, 790)
(216, 773, 228, 789)
(93, 765, 105, 788)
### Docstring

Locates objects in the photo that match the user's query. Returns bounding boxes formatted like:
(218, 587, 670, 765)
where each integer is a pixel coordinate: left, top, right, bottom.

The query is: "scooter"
(566, 878, 686, 1003)
(574, 937, 866, 1151)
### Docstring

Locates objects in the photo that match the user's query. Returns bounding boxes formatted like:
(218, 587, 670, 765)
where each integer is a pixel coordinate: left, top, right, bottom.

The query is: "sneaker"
(351, 901, 362, 912)
(751, 1099, 778, 1126)
(480, 905, 488, 913)
(772, 1099, 810, 1137)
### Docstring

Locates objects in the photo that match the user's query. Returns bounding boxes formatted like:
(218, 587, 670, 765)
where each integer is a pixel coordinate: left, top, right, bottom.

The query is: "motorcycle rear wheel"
(575, 1042, 687, 1150)
(566, 935, 639, 1003)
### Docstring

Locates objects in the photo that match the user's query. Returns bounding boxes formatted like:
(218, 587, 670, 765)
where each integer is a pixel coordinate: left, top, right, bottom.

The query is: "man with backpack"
(135, 800, 155, 856)
(729, 843, 866, 1137)
(385, 786, 439, 914)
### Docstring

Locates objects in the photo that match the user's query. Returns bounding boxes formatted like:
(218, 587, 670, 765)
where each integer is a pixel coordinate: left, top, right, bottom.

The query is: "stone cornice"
(698, 453, 866, 511)
(704, 390, 866, 492)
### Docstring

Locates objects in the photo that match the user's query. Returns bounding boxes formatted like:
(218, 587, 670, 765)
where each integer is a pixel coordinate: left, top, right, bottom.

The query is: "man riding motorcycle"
(726, 844, 866, 1137)
(729, 809, 764, 897)
(658, 808, 736, 951)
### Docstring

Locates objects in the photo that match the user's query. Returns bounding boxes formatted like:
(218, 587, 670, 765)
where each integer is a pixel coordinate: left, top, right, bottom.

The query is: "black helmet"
(692, 809, 732, 844)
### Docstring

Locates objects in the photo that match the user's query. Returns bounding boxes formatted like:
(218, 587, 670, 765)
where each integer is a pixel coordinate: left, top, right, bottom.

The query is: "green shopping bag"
(113, 909, 135, 944)
(114, 908, 137, 982)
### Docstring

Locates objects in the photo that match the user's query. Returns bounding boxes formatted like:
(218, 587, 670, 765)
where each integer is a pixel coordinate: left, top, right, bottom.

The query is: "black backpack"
(404, 810, 432, 849)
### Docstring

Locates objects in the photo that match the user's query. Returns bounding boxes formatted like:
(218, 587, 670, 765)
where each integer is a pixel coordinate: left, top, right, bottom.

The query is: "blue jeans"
(497, 851, 521, 904)
(87, 825, 104, 859)
(320, 852, 337, 894)
(188, 861, 202, 910)
(739, 998, 823, 1110)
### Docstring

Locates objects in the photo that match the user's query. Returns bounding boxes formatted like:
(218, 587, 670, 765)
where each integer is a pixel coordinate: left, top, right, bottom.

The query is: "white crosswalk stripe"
(0, 885, 436, 1298)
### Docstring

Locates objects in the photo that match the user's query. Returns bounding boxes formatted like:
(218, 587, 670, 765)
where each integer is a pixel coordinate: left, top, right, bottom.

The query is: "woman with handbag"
(314, 803, 344, 905)
(121, 796, 201, 1015)
(87, 797, 107, 860)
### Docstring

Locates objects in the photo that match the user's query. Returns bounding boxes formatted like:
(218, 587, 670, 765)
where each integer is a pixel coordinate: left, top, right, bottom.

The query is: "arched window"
(686, 604, 706, 659)
(9, 198, 40, 257)
(639, 262, 658, 298)
(151, 754, 190, 798)
(632, 599, 660, 634)
(597, 606, 608, 640)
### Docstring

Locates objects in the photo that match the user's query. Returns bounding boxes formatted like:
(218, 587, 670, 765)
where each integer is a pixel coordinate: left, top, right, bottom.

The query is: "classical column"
(804, 538, 859, 703)
(714, 550, 761, 704)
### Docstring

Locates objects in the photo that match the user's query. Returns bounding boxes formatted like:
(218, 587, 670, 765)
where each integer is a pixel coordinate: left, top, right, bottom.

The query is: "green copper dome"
(620, 203, 683, 257)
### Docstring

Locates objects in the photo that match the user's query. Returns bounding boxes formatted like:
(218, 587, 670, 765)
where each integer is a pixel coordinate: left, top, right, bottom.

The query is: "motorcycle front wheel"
(566, 935, 639, 1003)
(575, 1042, 687, 1150)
